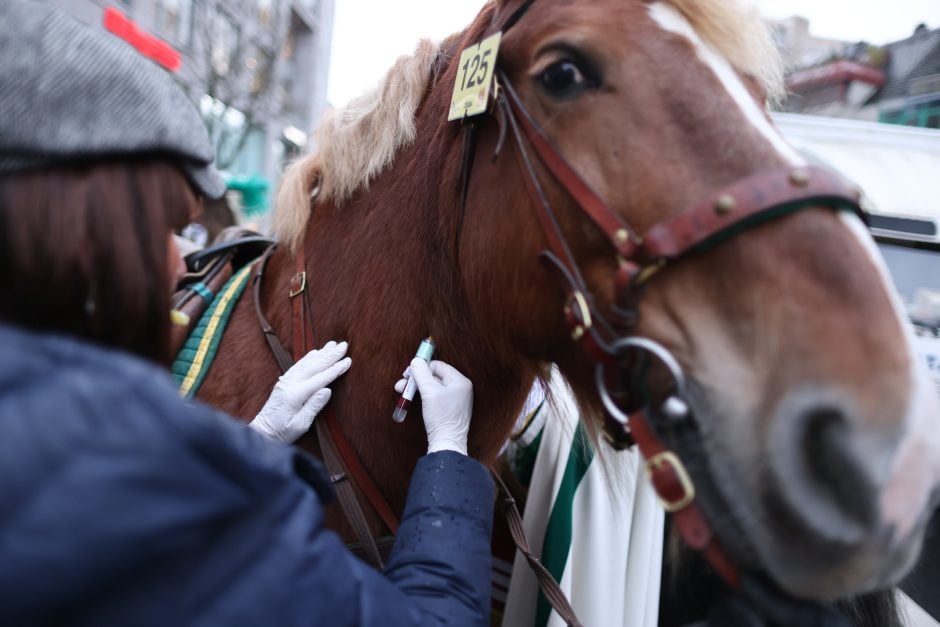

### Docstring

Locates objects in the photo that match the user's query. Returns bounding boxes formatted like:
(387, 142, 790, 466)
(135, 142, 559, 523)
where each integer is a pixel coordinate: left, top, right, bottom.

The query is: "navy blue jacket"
(0, 324, 494, 626)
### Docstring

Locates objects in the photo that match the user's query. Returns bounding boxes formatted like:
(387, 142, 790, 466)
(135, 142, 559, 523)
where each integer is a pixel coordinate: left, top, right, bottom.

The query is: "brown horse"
(198, 0, 940, 613)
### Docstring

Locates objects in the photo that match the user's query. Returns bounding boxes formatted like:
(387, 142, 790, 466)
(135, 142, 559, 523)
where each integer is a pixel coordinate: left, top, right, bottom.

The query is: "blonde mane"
(274, 0, 783, 252)
(274, 38, 443, 251)
(665, 0, 785, 100)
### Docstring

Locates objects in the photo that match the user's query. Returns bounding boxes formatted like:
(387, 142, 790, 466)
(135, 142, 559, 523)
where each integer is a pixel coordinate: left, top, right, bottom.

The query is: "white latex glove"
(395, 358, 472, 456)
(250, 341, 351, 443)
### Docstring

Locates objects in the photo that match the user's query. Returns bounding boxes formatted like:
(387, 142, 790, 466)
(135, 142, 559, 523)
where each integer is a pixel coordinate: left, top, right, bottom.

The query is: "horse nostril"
(799, 405, 877, 531)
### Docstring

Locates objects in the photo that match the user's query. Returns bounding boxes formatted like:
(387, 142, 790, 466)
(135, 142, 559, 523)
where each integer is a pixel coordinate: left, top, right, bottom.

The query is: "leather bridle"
(482, 0, 866, 597)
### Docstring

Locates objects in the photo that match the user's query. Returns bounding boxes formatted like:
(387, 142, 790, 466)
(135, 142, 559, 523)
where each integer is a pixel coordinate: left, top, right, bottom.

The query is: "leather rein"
(484, 11, 865, 608)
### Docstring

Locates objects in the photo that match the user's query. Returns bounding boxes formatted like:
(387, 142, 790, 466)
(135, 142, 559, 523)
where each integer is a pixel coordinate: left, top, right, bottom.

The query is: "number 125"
(460, 49, 493, 91)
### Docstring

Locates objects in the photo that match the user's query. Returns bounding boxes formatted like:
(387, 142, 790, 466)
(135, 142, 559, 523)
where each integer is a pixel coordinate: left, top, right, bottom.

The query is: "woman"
(0, 3, 492, 626)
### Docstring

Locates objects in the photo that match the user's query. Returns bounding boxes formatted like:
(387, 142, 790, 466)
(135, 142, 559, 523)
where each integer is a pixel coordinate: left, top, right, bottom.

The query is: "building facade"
(43, 0, 334, 216)
(773, 16, 850, 72)
(875, 25, 940, 129)
(775, 19, 940, 131)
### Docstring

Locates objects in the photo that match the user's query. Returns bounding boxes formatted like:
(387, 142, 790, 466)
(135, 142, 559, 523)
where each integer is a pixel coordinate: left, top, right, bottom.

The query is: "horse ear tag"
(448, 32, 502, 121)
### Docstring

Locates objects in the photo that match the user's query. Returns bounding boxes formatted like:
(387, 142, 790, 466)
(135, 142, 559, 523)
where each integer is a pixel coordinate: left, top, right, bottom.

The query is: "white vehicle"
(774, 113, 940, 397)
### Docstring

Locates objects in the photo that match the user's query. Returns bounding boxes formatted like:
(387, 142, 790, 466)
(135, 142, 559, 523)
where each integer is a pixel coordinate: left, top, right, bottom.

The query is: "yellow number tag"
(448, 32, 502, 121)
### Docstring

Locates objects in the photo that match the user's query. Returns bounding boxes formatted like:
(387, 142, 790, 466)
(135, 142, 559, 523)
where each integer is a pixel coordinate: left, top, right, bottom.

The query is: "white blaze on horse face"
(646, 3, 804, 166)
(649, 0, 940, 549)
(840, 213, 940, 540)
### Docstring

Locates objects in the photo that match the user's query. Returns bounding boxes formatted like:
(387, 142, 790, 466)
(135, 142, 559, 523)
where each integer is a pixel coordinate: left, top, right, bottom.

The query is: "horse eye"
(538, 59, 594, 98)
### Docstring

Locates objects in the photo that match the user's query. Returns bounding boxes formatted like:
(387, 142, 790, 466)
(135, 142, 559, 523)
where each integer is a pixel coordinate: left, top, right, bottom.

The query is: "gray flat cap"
(0, 1, 225, 198)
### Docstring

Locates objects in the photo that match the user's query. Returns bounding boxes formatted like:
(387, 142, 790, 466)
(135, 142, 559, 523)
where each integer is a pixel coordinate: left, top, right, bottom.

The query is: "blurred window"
(257, 0, 275, 28)
(878, 240, 940, 396)
(208, 10, 239, 77)
(877, 241, 940, 331)
(155, 0, 193, 47)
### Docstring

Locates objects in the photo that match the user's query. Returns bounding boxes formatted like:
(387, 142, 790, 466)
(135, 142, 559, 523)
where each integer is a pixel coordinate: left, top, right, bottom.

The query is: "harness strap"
(498, 0, 538, 32)
(288, 247, 401, 558)
(491, 469, 584, 627)
(324, 409, 401, 534)
(315, 418, 385, 568)
(291, 254, 308, 357)
(628, 408, 740, 589)
(498, 80, 628, 360)
(252, 245, 397, 568)
(500, 74, 639, 258)
(498, 84, 585, 286)
(253, 245, 294, 372)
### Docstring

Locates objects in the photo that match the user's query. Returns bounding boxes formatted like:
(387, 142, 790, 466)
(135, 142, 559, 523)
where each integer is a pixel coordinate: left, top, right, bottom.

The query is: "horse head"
(272, 0, 939, 604)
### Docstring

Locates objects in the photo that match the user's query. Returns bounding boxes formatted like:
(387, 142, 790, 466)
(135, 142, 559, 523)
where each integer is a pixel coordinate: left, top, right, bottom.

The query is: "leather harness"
(491, 64, 864, 592)
(480, 1, 865, 621)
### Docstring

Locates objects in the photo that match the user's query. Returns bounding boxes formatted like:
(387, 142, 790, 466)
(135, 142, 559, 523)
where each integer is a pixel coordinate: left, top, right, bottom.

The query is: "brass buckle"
(645, 451, 695, 513)
(289, 271, 306, 298)
(635, 259, 666, 286)
(565, 291, 593, 340)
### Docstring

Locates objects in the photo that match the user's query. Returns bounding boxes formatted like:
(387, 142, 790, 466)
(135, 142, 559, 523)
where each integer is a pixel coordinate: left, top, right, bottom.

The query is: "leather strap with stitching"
(315, 417, 385, 568)
(324, 409, 400, 534)
(253, 245, 294, 372)
(500, 74, 639, 260)
(290, 254, 307, 358)
(492, 469, 584, 627)
(629, 408, 740, 588)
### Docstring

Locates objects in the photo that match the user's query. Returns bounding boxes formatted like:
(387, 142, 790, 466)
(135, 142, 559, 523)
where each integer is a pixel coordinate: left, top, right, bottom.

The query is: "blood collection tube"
(392, 336, 436, 422)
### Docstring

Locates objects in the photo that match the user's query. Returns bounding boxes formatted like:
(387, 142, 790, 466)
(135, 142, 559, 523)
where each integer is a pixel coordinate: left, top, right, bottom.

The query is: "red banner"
(103, 7, 181, 73)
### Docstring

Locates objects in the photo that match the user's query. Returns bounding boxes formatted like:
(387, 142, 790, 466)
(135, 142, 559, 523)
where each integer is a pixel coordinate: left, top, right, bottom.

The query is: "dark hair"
(0, 159, 197, 364)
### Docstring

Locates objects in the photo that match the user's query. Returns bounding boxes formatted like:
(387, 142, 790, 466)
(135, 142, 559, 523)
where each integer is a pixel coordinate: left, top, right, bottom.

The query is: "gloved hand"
(250, 341, 351, 443)
(395, 358, 472, 456)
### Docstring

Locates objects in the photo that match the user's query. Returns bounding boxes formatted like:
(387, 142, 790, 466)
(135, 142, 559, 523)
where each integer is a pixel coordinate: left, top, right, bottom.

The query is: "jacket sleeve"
(192, 436, 496, 627)
(266, 450, 496, 627)
(140, 409, 497, 627)
(376, 451, 495, 625)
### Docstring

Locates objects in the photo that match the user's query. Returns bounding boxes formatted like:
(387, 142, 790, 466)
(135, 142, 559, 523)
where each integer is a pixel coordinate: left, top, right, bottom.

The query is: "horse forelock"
(663, 0, 785, 102)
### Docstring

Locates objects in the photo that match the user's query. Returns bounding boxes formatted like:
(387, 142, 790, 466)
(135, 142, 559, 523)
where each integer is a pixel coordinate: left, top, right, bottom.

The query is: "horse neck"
(293, 135, 536, 512)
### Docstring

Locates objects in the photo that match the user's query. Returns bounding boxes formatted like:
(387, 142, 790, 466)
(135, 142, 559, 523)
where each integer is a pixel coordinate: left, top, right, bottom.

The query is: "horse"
(196, 0, 940, 623)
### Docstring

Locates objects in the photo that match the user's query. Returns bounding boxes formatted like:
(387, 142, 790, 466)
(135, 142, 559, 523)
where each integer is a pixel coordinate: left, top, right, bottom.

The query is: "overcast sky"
(326, 0, 940, 107)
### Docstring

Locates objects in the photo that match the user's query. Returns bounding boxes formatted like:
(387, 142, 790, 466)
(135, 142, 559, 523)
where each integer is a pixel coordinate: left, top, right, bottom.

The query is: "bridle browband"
(479, 0, 866, 614)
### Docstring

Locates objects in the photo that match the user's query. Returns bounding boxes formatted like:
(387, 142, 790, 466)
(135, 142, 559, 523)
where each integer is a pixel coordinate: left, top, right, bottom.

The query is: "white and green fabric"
(502, 369, 664, 627)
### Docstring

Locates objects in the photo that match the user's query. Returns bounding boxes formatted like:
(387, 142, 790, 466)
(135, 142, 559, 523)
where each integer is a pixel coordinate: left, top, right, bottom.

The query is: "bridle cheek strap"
(498, 74, 639, 264)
